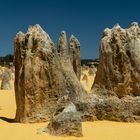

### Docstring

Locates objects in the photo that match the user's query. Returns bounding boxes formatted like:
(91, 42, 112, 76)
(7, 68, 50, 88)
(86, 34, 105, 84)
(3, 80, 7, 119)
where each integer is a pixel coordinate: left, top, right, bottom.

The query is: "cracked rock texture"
(69, 35, 81, 80)
(92, 22, 140, 98)
(57, 31, 86, 102)
(47, 101, 83, 137)
(14, 25, 85, 123)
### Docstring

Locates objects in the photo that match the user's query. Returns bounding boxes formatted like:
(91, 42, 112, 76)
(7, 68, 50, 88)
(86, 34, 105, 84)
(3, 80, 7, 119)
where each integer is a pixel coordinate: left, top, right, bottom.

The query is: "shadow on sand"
(0, 117, 16, 123)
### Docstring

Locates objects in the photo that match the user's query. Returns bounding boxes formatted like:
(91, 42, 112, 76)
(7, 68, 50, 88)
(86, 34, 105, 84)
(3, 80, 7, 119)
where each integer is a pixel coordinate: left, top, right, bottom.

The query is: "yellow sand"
(80, 70, 95, 92)
(0, 81, 140, 140)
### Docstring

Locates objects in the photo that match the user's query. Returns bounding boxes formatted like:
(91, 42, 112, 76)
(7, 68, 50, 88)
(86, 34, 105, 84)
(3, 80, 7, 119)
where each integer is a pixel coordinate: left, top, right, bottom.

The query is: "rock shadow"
(0, 117, 16, 123)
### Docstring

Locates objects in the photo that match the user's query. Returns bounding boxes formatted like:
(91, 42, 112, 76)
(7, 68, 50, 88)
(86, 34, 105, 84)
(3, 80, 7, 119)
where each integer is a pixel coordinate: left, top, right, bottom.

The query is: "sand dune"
(0, 81, 140, 140)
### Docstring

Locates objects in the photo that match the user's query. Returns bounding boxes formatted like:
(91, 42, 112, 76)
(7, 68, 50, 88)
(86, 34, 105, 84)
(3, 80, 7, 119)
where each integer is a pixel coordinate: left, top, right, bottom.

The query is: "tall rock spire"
(69, 35, 81, 80)
(92, 22, 140, 97)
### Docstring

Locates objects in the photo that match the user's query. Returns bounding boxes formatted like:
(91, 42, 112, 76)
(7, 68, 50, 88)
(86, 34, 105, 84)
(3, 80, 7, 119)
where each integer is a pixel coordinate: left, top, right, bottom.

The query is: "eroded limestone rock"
(1, 68, 12, 90)
(58, 31, 68, 59)
(69, 35, 81, 80)
(58, 32, 86, 102)
(14, 25, 85, 123)
(14, 25, 68, 123)
(92, 22, 140, 97)
(46, 102, 83, 137)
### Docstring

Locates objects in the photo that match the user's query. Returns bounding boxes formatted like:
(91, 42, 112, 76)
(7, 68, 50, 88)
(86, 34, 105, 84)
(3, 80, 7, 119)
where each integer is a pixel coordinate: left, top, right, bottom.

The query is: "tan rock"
(92, 22, 140, 97)
(14, 25, 85, 123)
(58, 31, 86, 102)
(1, 68, 12, 90)
(69, 35, 81, 80)
(14, 25, 68, 123)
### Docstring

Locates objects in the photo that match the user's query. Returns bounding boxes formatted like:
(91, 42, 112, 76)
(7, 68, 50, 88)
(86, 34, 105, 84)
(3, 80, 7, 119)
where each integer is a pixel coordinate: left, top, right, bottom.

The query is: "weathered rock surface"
(57, 31, 86, 102)
(14, 25, 85, 123)
(58, 31, 68, 60)
(1, 68, 12, 90)
(46, 101, 83, 137)
(88, 67, 96, 76)
(14, 25, 69, 123)
(94, 95, 140, 122)
(84, 22, 140, 122)
(69, 35, 81, 80)
(75, 94, 140, 122)
(92, 22, 140, 97)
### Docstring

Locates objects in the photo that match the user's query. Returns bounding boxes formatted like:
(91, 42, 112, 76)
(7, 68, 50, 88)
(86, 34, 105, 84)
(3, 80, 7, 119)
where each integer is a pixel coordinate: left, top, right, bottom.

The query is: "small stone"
(1, 68, 12, 90)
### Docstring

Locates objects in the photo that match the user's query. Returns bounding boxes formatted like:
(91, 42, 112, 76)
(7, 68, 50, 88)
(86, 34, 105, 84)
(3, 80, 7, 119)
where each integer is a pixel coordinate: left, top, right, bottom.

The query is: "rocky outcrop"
(47, 102, 83, 137)
(57, 31, 68, 60)
(76, 94, 140, 122)
(14, 25, 69, 123)
(14, 25, 85, 123)
(92, 22, 140, 98)
(69, 35, 81, 80)
(85, 22, 140, 122)
(58, 32, 86, 102)
(1, 68, 12, 90)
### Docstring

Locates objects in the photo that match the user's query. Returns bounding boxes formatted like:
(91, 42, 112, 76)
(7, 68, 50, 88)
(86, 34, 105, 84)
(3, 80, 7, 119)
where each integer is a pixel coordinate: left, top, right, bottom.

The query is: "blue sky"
(0, 0, 140, 58)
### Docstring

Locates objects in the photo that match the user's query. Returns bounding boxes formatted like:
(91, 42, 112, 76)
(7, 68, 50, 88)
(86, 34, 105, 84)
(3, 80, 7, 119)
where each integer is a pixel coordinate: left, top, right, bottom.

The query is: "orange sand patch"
(0, 81, 140, 140)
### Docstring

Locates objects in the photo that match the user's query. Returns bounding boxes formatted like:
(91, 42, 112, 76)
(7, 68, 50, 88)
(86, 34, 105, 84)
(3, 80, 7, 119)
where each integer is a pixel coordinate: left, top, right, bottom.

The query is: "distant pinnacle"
(113, 23, 121, 29)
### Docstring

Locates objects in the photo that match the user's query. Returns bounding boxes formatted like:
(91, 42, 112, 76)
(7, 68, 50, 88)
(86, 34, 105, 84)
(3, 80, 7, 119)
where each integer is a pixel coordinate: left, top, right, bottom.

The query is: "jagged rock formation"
(57, 31, 86, 102)
(92, 22, 140, 97)
(69, 35, 81, 80)
(76, 94, 140, 122)
(14, 25, 69, 123)
(1, 68, 12, 90)
(46, 99, 83, 137)
(57, 31, 68, 59)
(83, 22, 140, 122)
(14, 25, 85, 123)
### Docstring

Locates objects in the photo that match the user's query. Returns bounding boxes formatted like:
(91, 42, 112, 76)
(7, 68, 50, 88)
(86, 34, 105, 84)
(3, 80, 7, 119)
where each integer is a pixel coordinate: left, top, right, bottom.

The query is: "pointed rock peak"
(113, 23, 121, 29)
(17, 31, 24, 35)
(61, 30, 66, 36)
(58, 30, 67, 47)
(15, 31, 25, 40)
(59, 31, 67, 42)
(70, 35, 80, 47)
(103, 28, 111, 36)
(27, 24, 52, 42)
(57, 31, 68, 56)
(27, 24, 44, 33)
(70, 34, 75, 40)
(14, 24, 54, 53)
(131, 22, 139, 28)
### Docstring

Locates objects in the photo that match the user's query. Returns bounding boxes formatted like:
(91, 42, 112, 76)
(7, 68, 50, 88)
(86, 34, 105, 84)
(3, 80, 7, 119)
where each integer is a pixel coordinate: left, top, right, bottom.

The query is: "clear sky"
(0, 0, 140, 58)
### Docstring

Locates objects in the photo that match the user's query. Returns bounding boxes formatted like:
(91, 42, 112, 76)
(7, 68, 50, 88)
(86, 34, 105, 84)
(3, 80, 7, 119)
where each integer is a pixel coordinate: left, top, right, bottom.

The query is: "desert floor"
(0, 81, 140, 140)
(80, 69, 95, 92)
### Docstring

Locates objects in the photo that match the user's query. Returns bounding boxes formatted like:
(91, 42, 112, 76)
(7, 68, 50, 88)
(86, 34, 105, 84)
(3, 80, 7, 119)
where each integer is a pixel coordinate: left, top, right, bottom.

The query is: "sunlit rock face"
(57, 31, 86, 102)
(14, 25, 68, 123)
(14, 25, 85, 123)
(58, 31, 68, 60)
(92, 22, 140, 97)
(58, 32, 81, 81)
(69, 35, 81, 80)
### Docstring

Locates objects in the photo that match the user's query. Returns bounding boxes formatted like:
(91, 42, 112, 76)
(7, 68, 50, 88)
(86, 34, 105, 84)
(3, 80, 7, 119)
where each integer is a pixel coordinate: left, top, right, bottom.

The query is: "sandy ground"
(80, 70, 95, 92)
(0, 81, 140, 140)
